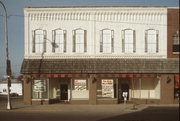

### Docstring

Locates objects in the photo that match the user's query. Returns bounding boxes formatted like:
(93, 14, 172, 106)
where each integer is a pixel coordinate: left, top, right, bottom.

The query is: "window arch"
(145, 29, 159, 53)
(32, 29, 46, 53)
(122, 29, 136, 53)
(72, 29, 87, 53)
(100, 29, 114, 53)
(52, 29, 66, 53)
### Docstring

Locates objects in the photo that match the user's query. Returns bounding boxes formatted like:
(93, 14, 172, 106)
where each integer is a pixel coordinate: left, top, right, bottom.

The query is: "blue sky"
(0, 0, 179, 77)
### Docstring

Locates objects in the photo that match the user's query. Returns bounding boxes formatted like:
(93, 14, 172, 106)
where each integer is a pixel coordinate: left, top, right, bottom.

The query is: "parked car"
(10, 93, 19, 97)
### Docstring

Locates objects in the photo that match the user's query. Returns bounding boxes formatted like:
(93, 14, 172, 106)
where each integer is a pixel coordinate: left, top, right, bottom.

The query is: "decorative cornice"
(25, 7, 167, 23)
(25, 55, 166, 59)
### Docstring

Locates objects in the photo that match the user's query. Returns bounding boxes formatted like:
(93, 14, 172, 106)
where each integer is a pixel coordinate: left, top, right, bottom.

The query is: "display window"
(32, 79, 49, 99)
(71, 79, 89, 99)
(97, 79, 116, 99)
(174, 75, 179, 99)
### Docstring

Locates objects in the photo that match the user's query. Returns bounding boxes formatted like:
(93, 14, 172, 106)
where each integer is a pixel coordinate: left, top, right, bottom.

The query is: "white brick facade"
(24, 7, 167, 59)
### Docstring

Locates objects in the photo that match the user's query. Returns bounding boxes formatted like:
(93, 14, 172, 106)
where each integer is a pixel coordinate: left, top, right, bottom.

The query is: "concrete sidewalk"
(1, 104, 133, 112)
(0, 96, 179, 112)
(1, 103, 179, 113)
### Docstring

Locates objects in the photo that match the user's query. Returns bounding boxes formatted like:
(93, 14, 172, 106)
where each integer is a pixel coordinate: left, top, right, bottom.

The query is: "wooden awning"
(21, 58, 179, 74)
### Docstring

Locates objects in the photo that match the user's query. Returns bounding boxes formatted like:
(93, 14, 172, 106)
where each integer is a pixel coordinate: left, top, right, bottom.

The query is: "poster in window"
(33, 80, 46, 92)
(102, 79, 113, 98)
(74, 80, 86, 91)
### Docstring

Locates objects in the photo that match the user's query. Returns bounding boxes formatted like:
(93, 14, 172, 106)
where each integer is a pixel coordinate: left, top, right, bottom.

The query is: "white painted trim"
(24, 7, 167, 59)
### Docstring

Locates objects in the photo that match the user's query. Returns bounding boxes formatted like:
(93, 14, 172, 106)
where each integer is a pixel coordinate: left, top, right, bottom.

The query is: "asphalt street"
(0, 95, 179, 121)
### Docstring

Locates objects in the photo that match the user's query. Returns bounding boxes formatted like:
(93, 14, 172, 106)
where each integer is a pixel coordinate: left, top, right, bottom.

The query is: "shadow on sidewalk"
(97, 106, 179, 121)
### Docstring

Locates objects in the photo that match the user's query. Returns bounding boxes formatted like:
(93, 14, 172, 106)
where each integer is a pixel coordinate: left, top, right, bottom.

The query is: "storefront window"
(174, 75, 179, 99)
(131, 78, 160, 99)
(102, 79, 114, 98)
(74, 79, 87, 90)
(71, 79, 89, 99)
(32, 79, 48, 99)
(97, 79, 116, 99)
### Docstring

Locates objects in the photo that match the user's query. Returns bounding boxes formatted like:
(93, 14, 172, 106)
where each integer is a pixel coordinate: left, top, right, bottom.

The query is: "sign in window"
(74, 80, 87, 91)
(102, 79, 114, 98)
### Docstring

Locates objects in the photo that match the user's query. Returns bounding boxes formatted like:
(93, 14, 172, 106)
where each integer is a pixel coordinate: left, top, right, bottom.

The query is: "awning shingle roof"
(21, 58, 179, 74)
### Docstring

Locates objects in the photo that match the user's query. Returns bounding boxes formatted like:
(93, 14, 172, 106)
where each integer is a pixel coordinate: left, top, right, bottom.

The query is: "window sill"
(131, 98, 160, 100)
(97, 98, 117, 100)
(173, 52, 179, 54)
(32, 99, 49, 100)
(71, 98, 89, 100)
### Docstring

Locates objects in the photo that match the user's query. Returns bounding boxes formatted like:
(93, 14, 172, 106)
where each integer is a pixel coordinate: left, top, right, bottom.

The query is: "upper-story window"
(122, 29, 136, 53)
(72, 29, 87, 53)
(100, 29, 114, 53)
(172, 31, 179, 54)
(32, 29, 46, 53)
(145, 29, 159, 53)
(52, 29, 66, 53)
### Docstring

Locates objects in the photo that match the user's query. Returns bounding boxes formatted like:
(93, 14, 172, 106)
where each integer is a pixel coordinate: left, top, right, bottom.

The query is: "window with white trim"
(52, 29, 66, 53)
(145, 29, 159, 53)
(100, 29, 114, 53)
(122, 29, 136, 53)
(32, 29, 46, 53)
(72, 29, 87, 53)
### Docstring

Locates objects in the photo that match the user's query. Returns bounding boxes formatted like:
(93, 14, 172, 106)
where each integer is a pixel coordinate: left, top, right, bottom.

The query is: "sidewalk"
(0, 96, 179, 112)
(1, 103, 133, 112)
(1, 103, 179, 113)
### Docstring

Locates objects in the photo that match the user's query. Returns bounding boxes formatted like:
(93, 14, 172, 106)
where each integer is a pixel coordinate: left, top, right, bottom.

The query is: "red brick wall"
(167, 8, 179, 58)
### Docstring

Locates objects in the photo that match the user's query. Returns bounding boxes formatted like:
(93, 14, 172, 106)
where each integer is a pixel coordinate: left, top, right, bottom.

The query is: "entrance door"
(60, 84, 68, 100)
(121, 84, 129, 100)
(118, 83, 130, 103)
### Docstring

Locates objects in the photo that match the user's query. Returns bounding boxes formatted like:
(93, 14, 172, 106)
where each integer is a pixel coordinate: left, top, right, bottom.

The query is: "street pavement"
(0, 95, 179, 121)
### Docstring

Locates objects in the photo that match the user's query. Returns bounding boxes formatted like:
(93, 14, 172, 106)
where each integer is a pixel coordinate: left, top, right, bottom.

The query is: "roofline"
(167, 7, 179, 9)
(24, 6, 168, 9)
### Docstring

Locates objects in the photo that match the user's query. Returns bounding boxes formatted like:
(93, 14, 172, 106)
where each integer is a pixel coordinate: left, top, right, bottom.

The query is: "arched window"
(52, 29, 66, 53)
(72, 29, 87, 53)
(100, 29, 114, 53)
(32, 29, 46, 53)
(122, 29, 136, 53)
(145, 29, 159, 53)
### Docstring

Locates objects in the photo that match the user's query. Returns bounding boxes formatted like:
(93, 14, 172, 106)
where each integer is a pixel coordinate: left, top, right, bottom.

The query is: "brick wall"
(167, 8, 179, 58)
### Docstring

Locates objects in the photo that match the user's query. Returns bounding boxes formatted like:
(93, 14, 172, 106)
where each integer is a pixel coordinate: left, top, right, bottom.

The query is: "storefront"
(21, 59, 179, 104)
(21, 58, 179, 104)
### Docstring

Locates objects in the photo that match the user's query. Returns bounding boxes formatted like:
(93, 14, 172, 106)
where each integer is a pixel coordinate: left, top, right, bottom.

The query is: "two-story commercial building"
(21, 6, 179, 105)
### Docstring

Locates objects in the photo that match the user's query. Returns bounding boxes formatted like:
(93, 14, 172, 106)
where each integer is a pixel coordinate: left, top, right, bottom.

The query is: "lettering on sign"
(102, 79, 113, 98)
(33, 80, 46, 92)
(74, 80, 87, 91)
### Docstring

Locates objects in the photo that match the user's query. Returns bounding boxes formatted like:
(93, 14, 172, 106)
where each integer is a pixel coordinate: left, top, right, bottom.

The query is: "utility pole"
(0, 1, 12, 110)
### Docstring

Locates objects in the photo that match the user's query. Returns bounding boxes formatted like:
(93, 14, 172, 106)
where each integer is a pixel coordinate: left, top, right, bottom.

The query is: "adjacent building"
(167, 7, 179, 102)
(21, 7, 179, 105)
(0, 79, 23, 96)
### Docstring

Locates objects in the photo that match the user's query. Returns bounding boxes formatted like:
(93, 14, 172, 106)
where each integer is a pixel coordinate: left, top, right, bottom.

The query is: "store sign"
(74, 80, 86, 91)
(33, 80, 46, 92)
(102, 79, 113, 98)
